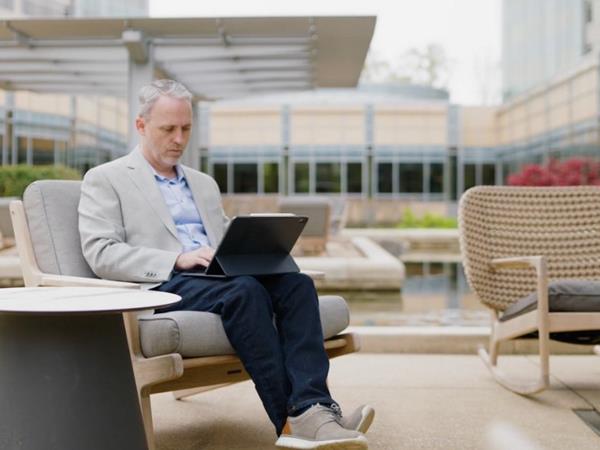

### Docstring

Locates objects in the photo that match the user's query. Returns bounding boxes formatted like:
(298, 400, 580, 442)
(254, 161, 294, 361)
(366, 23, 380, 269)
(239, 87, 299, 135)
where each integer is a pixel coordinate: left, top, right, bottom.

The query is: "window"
(316, 162, 340, 193)
(263, 162, 279, 194)
(377, 163, 393, 193)
(17, 137, 28, 164)
(213, 163, 228, 193)
(463, 164, 476, 191)
(429, 163, 444, 193)
(233, 163, 258, 193)
(294, 163, 309, 193)
(398, 163, 423, 193)
(347, 162, 362, 193)
(32, 138, 55, 165)
(482, 164, 496, 186)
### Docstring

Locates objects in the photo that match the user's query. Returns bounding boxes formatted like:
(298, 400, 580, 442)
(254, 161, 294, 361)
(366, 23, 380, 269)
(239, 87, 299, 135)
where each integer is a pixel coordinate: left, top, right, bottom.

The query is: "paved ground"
(153, 354, 600, 450)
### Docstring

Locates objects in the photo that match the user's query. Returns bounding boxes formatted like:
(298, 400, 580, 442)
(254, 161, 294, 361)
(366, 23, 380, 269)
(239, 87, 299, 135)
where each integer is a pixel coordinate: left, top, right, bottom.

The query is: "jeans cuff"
(287, 397, 336, 416)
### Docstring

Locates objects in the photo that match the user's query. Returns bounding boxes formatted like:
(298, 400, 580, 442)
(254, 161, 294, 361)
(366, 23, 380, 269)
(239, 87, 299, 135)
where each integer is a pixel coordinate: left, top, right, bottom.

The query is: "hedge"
(0, 165, 81, 197)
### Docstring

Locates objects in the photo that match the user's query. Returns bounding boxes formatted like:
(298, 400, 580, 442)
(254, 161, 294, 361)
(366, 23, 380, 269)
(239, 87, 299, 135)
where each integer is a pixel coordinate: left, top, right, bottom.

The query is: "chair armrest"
(302, 269, 325, 280)
(40, 274, 140, 289)
(489, 256, 544, 271)
(489, 255, 550, 331)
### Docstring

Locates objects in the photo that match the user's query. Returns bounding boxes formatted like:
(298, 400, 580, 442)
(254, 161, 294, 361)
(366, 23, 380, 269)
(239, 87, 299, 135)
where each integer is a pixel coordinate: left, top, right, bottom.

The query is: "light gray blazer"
(78, 147, 229, 287)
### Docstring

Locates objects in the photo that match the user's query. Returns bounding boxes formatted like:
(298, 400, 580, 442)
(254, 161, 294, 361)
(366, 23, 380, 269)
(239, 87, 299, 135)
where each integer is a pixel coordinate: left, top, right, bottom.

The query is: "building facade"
(502, 0, 589, 100)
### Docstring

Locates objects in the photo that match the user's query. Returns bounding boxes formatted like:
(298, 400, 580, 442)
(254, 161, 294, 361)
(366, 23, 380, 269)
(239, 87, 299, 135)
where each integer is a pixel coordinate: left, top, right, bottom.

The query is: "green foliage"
(0, 165, 81, 197)
(396, 208, 457, 229)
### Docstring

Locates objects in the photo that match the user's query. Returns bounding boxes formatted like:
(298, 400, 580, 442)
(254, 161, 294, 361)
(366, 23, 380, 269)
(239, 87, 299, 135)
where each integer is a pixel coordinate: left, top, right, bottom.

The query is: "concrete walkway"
(153, 354, 600, 449)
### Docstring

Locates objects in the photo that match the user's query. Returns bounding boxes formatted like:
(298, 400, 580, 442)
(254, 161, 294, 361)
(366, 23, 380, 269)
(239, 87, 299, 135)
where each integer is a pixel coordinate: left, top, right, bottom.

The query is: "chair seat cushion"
(500, 280, 600, 345)
(139, 295, 350, 358)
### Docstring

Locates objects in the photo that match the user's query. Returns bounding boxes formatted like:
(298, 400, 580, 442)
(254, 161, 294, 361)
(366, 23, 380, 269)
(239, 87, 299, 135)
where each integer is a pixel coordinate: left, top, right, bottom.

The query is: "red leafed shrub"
(507, 158, 600, 186)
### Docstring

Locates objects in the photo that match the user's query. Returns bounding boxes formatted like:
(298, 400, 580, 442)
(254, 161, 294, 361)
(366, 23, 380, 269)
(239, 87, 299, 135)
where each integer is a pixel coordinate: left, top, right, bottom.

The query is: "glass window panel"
(482, 164, 496, 185)
(316, 162, 341, 193)
(213, 163, 228, 193)
(233, 163, 258, 193)
(377, 163, 393, 193)
(347, 162, 362, 193)
(32, 138, 55, 165)
(429, 163, 444, 193)
(17, 137, 27, 164)
(398, 163, 423, 193)
(263, 162, 279, 194)
(294, 162, 310, 193)
(464, 164, 476, 191)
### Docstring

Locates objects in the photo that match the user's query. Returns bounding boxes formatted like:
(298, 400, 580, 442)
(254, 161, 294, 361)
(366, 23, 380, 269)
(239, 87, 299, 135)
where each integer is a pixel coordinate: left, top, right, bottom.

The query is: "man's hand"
(175, 246, 215, 271)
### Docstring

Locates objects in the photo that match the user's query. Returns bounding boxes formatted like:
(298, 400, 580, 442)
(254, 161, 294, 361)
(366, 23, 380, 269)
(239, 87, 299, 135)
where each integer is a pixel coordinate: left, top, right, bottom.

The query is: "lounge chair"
(459, 185, 600, 394)
(279, 197, 331, 255)
(10, 180, 359, 449)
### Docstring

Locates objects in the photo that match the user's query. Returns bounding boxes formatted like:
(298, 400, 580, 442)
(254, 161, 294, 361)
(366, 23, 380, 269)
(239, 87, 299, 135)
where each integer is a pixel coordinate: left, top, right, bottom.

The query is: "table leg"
(0, 313, 147, 450)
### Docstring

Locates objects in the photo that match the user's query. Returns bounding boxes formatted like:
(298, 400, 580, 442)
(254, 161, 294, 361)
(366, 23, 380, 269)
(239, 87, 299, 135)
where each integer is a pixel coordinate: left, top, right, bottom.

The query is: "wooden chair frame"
(10, 200, 359, 449)
(459, 186, 600, 395)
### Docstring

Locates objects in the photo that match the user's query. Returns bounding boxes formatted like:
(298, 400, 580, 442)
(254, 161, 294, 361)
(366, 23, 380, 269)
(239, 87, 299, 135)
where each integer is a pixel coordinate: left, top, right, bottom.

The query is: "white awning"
(0, 16, 376, 99)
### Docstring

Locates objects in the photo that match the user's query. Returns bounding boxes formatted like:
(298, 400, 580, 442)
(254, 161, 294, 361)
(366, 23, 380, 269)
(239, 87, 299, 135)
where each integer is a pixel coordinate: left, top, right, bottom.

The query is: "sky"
(149, 0, 502, 106)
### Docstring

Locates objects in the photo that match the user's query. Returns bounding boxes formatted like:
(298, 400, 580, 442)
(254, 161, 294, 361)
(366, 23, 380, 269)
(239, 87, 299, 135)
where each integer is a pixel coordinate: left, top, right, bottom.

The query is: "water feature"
(336, 261, 489, 327)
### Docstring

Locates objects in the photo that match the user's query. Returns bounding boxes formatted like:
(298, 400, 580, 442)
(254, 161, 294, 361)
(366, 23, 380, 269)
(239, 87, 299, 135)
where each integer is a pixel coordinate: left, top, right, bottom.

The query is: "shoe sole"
(275, 435, 368, 449)
(356, 406, 375, 434)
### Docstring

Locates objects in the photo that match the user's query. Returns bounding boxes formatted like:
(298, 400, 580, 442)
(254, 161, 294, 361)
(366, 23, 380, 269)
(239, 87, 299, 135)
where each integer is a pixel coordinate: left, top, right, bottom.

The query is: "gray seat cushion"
(500, 280, 600, 345)
(139, 294, 350, 358)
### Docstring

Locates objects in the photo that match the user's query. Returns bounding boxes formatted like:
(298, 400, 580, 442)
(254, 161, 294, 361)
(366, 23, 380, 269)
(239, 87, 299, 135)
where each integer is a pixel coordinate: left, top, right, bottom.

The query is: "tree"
(507, 158, 600, 186)
(361, 43, 450, 89)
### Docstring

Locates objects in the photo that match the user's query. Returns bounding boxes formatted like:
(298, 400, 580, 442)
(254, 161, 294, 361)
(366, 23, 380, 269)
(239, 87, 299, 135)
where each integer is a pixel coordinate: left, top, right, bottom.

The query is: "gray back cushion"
(23, 180, 97, 278)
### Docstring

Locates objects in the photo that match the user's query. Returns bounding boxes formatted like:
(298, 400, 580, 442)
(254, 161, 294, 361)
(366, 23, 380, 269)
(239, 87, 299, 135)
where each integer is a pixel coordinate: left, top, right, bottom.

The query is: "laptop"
(182, 214, 308, 278)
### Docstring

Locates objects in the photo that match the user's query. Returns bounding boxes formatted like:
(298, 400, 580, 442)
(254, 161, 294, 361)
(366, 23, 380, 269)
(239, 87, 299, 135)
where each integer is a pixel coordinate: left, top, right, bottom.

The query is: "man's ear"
(135, 116, 146, 136)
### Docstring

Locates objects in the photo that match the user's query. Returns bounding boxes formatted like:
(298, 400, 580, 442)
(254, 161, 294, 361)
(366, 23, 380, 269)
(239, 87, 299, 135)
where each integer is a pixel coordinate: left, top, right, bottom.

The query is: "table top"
(0, 287, 180, 314)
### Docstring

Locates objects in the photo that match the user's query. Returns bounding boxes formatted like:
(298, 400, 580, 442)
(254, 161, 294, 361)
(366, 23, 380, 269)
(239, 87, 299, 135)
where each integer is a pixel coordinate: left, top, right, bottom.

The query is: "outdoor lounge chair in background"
(459, 185, 600, 395)
(279, 197, 332, 255)
(10, 180, 359, 450)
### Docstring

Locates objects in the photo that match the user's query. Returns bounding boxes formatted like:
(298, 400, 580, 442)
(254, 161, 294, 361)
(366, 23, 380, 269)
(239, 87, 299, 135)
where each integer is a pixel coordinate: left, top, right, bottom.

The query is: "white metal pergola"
(0, 16, 375, 166)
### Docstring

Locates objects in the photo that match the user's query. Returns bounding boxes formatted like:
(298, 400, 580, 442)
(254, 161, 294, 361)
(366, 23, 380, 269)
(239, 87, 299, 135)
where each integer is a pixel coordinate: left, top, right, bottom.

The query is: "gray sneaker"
(276, 404, 368, 449)
(336, 405, 375, 434)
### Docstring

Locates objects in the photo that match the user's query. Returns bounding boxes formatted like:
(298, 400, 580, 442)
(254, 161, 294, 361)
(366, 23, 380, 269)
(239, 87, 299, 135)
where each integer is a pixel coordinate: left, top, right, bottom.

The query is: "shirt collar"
(148, 162, 185, 183)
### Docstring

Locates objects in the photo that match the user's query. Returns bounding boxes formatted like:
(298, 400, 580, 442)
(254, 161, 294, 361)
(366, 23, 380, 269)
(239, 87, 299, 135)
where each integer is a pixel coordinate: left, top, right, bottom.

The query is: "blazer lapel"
(124, 147, 179, 241)
(182, 165, 218, 247)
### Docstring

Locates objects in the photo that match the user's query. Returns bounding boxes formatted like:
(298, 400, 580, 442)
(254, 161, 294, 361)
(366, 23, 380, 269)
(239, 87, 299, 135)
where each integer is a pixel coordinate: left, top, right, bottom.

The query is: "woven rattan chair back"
(459, 186, 600, 312)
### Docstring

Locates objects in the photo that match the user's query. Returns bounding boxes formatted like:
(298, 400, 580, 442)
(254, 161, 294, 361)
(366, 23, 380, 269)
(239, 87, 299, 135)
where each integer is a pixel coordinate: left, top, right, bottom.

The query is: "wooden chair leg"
(140, 388, 155, 450)
(479, 332, 549, 395)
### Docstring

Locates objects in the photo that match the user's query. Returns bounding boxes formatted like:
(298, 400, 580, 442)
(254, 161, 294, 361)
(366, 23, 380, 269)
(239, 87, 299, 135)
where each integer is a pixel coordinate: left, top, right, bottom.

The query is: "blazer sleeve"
(78, 168, 179, 283)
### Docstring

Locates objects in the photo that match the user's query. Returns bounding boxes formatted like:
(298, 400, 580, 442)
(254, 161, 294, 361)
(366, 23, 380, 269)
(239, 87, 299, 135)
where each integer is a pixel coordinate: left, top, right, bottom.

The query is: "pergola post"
(125, 30, 154, 150)
(1, 92, 12, 166)
(181, 101, 200, 170)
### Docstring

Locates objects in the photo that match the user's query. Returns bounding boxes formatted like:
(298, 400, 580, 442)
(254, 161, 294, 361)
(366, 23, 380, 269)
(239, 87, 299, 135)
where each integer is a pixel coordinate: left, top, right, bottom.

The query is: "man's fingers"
(196, 257, 211, 267)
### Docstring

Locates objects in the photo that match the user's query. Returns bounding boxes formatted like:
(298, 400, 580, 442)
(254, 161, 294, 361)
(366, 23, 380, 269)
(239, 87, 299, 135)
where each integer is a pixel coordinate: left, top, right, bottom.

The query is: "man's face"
(136, 95, 192, 172)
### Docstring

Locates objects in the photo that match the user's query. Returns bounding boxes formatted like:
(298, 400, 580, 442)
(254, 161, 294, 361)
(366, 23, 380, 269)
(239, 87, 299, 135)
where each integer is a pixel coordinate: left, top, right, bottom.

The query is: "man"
(78, 79, 374, 449)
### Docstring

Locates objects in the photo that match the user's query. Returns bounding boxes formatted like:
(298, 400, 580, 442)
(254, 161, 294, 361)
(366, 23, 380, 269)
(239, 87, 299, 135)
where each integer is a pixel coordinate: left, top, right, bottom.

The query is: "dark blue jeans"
(153, 272, 334, 434)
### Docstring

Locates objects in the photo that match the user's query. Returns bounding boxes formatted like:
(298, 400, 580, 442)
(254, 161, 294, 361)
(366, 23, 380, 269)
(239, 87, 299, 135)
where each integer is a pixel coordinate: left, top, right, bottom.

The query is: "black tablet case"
(184, 215, 308, 278)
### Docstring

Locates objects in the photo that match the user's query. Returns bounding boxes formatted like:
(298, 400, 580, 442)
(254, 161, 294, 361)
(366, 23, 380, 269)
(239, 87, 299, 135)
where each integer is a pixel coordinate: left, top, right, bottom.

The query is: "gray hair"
(138, 79, 193, 119)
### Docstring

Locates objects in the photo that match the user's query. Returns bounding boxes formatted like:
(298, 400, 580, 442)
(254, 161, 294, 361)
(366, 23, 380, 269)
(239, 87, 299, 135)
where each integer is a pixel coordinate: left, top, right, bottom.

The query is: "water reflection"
(334, 262, 489, 327)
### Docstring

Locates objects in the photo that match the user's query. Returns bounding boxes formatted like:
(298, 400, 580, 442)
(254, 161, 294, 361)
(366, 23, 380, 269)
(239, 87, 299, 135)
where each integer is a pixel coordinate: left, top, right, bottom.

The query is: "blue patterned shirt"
(150, 164, 210, 252)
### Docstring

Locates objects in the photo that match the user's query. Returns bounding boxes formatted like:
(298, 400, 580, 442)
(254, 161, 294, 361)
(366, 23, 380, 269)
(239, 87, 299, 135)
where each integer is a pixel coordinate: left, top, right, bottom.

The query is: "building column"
(281, 104, 290, 195)
(181, 101, 200, 170)
(365, 104, 374, 199)
(125, 30, 154, 150)
(198, 102, 210, 173)
(2, 92, 13, 166)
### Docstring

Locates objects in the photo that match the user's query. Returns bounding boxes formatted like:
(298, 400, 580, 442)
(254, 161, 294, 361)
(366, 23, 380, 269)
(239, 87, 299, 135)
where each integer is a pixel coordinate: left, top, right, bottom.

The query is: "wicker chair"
(459, 186, 600, 394)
